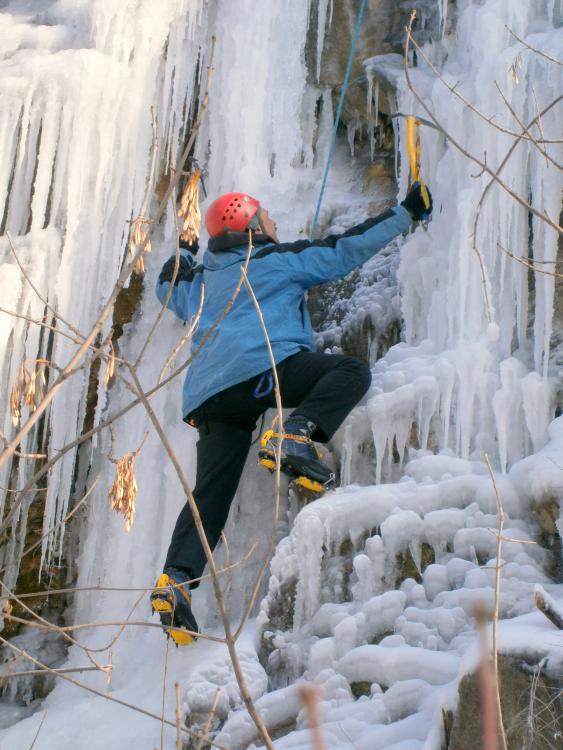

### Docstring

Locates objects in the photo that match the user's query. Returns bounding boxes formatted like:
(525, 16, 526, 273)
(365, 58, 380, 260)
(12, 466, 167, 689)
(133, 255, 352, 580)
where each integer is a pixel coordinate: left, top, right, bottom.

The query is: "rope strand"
(310, 0, 368, 239)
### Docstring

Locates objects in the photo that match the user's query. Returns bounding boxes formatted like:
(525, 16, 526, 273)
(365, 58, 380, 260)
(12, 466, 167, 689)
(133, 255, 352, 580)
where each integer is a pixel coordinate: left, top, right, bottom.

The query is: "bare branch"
(10, 545, 258, 601)
(404, 11, 494, 324)
(158, 284, 205, 384)
(6, 231, 84, 340)
(135, 153, 182, 367)
(493, 81, 561, 170)
(0, 477, 99, 577)
(28, 710, 48, 750)
(404, 15, 563, 237)
(408, 31, 562, 144)
(160, 637, 171, 750)
(195, 688, 222, 750)
(497, 243, 563, 279)
(175, 682, 183, 750)
(0, 37, 217, 470)
(505, 25, 563, 67)
(484, 452, 509, 750)
(234, 256, 285, 640)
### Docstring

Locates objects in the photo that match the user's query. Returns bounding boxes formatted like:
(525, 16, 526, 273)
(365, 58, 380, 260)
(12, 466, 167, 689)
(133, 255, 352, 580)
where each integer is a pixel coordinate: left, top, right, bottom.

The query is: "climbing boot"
(258, 416, 335, 493)
(150, 567, 198, 646)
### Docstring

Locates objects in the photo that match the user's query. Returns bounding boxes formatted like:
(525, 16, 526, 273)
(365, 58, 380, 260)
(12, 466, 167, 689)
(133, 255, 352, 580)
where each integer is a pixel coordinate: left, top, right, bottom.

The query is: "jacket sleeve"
(266, 206, 412, 289)
(155, 249, 198, 321)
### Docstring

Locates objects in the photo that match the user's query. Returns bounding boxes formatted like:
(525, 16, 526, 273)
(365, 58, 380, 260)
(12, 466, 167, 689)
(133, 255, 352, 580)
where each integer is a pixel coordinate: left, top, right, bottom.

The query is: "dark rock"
(449, 656, 563, 750)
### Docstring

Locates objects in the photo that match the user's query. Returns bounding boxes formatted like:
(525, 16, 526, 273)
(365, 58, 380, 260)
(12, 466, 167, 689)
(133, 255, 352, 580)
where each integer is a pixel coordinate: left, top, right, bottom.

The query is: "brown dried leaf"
(177, 171, 201, 245)
(108, 452, 138, 532)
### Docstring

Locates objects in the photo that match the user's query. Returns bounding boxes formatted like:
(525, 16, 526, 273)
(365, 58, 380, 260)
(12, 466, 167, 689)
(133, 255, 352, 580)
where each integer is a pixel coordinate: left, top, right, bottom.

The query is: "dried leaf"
(129, 218, 152, 274)
(108, 452, 139, 532)
(177, 171, 201, 246)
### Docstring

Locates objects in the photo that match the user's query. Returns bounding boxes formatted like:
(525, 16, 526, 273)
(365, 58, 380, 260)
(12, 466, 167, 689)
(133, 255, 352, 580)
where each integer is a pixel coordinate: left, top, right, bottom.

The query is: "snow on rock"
(184, 645, 268, 722)
(336, 644, 459, 687)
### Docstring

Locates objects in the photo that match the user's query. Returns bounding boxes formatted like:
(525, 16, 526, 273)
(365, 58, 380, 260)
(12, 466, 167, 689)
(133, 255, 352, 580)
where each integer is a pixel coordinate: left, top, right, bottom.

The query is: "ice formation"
(0, 0, 562, 748)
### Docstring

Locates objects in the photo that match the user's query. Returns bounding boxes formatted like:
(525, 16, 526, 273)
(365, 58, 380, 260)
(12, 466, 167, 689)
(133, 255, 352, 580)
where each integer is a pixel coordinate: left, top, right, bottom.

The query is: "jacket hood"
(204, 234, 274, 270)
(207, 231, 274, 253)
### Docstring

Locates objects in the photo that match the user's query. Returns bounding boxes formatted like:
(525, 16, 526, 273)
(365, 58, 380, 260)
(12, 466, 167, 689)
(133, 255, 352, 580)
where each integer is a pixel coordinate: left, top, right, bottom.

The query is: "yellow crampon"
(152, 573, 195, 646)
(258, 429, 327, 494)
(406, 115, 431, 213)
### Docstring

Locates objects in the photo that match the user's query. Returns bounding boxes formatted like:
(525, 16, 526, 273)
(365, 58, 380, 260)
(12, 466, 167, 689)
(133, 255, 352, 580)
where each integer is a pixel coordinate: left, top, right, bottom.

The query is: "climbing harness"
(310, 0, 368, 240)
(258, 428, 334, 494)
(406, 115, 431, 218)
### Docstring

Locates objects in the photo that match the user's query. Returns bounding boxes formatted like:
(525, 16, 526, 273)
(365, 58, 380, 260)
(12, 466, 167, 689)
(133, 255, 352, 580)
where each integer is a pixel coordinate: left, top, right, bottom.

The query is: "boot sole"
(259, 451, 333, 494)
(151, 576, 196, 647)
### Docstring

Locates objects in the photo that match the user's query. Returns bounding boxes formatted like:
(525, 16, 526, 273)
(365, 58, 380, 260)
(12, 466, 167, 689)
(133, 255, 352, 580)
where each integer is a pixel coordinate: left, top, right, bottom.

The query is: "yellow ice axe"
(406, 115, 431, 213)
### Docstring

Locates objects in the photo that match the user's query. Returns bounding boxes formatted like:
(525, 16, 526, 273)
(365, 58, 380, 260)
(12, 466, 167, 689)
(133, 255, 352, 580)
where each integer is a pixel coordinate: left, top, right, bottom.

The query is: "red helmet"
(205, 192, 261, 237)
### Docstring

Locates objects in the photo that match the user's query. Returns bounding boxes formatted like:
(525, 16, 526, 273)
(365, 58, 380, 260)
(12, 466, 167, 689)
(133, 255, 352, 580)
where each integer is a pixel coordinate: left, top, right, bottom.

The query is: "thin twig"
(27, 710, 48, 750)
(1, 582, 106, 670)
(175, 682, 183, 750)
(506, 26, 563, 67)
(484, 453, 509, 750)
(493, 81, 560, 170)
(160, 636, 171, 750)
(404, 14, 562, 236)
(497, 242, 563, 279)
(235, 255, 285, 640)
(0, 307, 83, 346)
(0, 177, 252, 539)
(0, 37, 217, 470)
(408, 32, 562, 143)
(531, 87, 549, 169)
(0, 478, 99, 577)
(195, 688, 222, 750)
(3, 613, 224, 643)
(11, 546, 258, 600)
(158, 284, 205, 384)
(6, 231, 84, 340)
(126, 355, 275, 749)
(1, 665, 111, 680)
(136, 149, 185, 368)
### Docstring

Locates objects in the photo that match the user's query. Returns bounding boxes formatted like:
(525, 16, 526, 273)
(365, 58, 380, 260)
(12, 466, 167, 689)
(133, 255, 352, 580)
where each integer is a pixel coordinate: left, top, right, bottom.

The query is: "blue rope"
(310, 0, 368, 240)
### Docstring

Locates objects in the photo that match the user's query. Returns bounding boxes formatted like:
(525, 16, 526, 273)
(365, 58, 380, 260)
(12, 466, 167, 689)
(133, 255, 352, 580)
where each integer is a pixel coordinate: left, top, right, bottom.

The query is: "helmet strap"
(249, 208, 279, 244)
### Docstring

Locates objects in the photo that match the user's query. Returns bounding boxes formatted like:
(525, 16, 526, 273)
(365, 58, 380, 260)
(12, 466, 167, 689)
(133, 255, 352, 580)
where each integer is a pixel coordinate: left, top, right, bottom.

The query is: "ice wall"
(0, 0, 207, 583)
(359, 0, 562, 479)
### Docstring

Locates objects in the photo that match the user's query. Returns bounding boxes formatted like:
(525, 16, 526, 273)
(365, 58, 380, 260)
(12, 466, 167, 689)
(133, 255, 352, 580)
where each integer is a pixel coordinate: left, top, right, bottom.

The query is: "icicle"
(316, 0, 331, 83)
(346, 112, 360, 158)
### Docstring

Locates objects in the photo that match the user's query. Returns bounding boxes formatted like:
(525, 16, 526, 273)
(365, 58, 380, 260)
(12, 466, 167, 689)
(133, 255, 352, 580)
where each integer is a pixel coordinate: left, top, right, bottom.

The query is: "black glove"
(401, 182, 433, 221)
(179, 237, 199, 255)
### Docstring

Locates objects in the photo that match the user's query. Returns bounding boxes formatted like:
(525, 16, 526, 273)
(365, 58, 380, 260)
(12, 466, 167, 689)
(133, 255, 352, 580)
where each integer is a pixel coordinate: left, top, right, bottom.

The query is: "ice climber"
(150, 183, 433, 644)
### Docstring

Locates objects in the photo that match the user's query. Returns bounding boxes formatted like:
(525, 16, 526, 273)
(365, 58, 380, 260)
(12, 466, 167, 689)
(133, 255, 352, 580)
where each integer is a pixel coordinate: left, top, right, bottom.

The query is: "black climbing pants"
(164, 352, 371, 586)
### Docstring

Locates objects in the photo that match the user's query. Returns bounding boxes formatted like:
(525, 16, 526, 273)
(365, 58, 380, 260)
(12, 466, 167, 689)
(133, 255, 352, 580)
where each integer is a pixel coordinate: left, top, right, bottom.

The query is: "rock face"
(305, 0, 444, 139)
(449, 656, 563, 750)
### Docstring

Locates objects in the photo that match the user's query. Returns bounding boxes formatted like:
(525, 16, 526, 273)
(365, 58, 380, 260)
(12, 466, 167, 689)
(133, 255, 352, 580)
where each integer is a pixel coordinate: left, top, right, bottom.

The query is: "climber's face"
(258, 208, 279, 243)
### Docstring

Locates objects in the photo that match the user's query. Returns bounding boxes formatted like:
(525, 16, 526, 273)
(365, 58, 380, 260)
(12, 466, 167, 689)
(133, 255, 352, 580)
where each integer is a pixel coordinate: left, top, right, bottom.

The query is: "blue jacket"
(156, 206, 412, 419)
